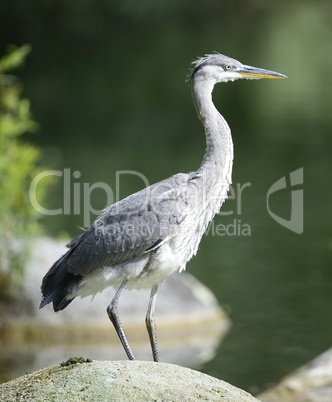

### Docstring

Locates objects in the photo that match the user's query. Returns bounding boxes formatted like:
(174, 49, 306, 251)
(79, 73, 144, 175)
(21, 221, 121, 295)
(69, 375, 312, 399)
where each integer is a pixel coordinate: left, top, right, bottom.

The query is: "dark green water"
(1, 0, 332, 394)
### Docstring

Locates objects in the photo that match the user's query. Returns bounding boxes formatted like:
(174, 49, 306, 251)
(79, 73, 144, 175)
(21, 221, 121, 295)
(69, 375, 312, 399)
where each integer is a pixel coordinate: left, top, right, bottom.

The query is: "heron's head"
(190, 53, 287, 84)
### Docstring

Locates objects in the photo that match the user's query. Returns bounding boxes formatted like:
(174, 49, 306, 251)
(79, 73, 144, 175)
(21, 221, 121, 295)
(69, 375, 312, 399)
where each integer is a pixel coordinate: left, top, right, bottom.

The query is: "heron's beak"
(237, 64, 287, 80)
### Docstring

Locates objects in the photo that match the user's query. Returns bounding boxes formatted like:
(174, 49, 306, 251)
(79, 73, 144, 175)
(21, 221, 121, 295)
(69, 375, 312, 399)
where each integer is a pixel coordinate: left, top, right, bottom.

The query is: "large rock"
(0, 360, 259, 402)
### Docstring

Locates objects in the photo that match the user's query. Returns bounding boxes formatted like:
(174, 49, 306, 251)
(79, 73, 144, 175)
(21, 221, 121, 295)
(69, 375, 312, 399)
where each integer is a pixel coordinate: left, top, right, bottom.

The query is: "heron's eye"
(225, 65, 232, 70)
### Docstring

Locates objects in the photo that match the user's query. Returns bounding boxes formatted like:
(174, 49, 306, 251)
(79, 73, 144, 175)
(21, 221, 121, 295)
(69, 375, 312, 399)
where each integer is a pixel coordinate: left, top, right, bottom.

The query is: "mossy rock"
(0, 360, 259, 402)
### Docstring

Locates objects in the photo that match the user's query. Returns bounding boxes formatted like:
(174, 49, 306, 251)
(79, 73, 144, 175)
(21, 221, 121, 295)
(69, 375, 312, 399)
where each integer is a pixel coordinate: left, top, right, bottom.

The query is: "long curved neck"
(191, 76, 234, 187)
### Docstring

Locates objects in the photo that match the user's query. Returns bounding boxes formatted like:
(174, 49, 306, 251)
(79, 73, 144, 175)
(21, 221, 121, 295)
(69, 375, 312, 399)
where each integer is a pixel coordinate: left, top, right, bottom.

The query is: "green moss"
(0, 45, 53, 292)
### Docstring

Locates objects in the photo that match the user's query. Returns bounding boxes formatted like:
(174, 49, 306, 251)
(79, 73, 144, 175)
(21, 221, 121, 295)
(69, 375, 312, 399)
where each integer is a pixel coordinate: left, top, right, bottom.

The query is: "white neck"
(191, 75, 234, 192)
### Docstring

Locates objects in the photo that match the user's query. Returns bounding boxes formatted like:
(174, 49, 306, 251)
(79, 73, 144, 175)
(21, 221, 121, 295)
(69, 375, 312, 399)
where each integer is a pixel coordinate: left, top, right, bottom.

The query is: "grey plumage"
(40, 173, 192, 310)
(40, 53, 286, 361)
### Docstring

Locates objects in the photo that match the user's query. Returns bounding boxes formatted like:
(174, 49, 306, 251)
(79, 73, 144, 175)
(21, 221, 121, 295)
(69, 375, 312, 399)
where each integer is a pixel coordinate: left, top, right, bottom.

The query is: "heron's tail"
(39, 253, 80, 312)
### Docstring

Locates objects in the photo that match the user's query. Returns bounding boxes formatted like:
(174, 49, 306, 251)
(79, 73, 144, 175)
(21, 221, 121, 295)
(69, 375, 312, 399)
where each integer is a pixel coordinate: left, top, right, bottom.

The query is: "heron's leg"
(145, 285, 159, 362)
(106, 280, 135, 361)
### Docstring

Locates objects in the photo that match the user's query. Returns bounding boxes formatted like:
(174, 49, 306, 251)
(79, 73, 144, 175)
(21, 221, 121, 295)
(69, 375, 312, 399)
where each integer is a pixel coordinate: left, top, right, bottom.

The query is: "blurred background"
(1, 0, 332, 395)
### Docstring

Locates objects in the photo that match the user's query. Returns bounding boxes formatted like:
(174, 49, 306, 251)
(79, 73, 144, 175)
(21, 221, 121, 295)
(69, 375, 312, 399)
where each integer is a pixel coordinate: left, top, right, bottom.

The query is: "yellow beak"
(237, 64, 287, 80)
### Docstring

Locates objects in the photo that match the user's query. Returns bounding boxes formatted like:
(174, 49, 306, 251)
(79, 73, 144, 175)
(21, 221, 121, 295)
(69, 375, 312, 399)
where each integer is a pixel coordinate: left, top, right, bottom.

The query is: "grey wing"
(65, 173, 191, 276)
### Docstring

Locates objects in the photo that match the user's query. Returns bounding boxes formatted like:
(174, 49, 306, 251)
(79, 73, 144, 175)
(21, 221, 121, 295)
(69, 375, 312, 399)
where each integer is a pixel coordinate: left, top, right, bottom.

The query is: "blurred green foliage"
(0, 45, 53, 292)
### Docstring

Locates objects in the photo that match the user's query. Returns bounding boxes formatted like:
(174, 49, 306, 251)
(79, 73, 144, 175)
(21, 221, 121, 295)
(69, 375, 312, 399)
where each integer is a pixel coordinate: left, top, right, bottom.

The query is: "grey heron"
(40, 53, 286, 362)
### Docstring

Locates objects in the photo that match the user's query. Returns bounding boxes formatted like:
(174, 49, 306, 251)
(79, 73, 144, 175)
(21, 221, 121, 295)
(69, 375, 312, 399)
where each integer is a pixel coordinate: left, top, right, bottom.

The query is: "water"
(1, 0, 332, 395)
